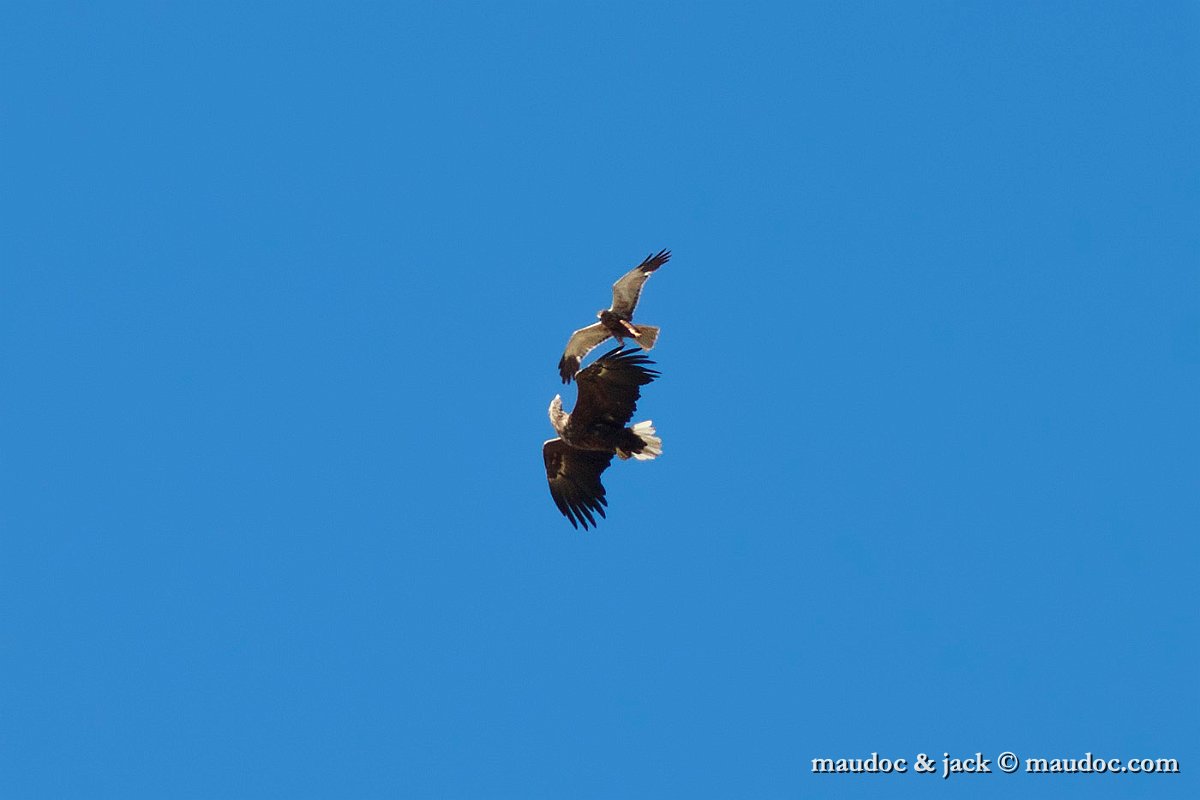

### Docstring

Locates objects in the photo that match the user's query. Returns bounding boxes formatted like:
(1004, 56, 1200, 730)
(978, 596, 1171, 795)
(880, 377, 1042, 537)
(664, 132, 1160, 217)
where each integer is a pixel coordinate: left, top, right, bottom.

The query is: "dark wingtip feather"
(639, 248, 671, 273)
(596, 345, 657, 367)
(558, 355, 580, 384)
(592, 346, 661, 383)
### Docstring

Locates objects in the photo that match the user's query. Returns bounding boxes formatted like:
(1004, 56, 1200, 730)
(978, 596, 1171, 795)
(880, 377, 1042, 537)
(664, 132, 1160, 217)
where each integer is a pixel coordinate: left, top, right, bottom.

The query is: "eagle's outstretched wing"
(558, 322, 611, 384)
(571, 347, 659, 431)
(610, 249, 670, 317)
(543, 438, 612, 530)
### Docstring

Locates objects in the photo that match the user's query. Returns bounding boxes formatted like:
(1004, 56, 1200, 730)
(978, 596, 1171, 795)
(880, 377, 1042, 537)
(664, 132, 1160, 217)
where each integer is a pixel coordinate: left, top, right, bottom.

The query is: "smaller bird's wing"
(543, 438, 613, 530)
(558, 322, 612, 384)
(610, 249, 670, 317)
(572, 346, 660, 430)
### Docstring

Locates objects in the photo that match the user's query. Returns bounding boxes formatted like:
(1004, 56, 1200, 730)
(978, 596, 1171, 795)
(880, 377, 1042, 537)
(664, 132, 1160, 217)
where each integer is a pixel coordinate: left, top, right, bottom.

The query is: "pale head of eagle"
(548, 394, 569, 435)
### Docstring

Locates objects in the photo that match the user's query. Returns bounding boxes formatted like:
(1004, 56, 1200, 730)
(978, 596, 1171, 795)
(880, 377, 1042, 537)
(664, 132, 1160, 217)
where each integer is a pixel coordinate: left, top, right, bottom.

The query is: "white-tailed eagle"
(557, 249, 670, 383)
(543, 346, 663, 529)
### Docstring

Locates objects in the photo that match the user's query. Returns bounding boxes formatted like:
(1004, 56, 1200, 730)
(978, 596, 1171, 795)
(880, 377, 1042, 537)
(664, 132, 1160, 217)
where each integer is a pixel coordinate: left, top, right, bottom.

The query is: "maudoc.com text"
(810, 751, 1180, 779)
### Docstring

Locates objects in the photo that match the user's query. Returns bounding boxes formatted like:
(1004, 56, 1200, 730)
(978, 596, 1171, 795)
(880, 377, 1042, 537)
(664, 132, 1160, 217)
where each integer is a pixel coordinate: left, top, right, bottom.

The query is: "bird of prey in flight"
(542, 347, 662, 529)
(557, 249, 670, 383)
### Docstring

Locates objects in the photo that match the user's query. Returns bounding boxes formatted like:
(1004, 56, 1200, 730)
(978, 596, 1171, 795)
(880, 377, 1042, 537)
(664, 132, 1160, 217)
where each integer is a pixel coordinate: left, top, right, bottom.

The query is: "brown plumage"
(543, 347, 663, 529)
(558, 249, 670, 383)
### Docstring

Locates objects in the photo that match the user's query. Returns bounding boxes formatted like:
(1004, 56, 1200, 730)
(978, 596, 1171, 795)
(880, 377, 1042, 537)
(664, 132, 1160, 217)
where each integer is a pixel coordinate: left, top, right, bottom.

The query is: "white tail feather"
(626, 420, 662, 461)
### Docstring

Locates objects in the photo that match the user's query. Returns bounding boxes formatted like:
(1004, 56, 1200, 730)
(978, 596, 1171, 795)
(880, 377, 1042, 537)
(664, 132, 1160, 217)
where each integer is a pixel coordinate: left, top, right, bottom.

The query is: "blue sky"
(2, 2, 1197, 798)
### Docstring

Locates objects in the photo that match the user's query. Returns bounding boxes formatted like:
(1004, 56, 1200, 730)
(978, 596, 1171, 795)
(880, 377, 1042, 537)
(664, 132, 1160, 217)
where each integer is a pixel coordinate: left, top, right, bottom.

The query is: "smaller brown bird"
(557, 249, 670, 383)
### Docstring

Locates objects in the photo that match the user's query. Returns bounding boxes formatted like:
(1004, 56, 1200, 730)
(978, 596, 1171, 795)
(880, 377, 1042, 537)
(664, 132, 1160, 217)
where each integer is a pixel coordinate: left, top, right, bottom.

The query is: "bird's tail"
(617, 420, 662, 461)
(633, 324, 659, 351)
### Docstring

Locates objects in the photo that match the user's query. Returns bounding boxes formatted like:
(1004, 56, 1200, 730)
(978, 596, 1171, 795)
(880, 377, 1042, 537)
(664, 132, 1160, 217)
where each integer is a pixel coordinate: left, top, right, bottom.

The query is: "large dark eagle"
(558, 249, 670, 383)
(542, 347, 663, 529)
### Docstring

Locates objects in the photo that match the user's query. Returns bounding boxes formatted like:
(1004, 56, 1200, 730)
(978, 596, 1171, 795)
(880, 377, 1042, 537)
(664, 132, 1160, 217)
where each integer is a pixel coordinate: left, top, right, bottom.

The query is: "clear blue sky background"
(2, 3, 1197, 798)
